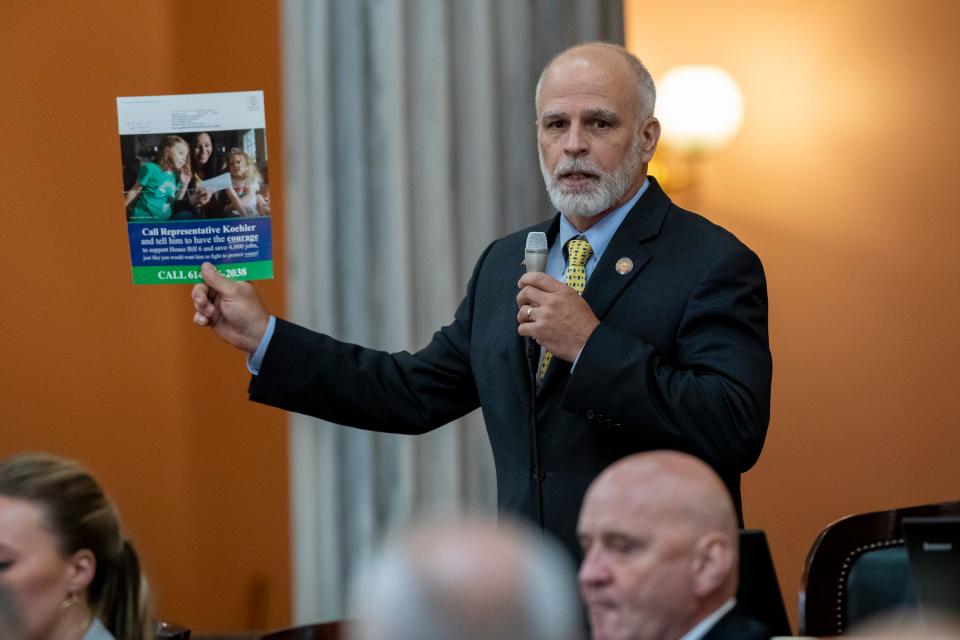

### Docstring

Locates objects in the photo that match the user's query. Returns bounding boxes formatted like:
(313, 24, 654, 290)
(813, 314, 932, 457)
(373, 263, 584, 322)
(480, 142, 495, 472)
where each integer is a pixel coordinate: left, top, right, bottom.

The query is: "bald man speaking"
(191, 42, 772, 560)
(578, 451, 769, 640)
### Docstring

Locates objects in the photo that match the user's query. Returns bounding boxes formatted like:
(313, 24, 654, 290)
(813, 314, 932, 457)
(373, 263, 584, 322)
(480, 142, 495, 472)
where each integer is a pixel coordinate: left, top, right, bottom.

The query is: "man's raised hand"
(191, 262, 270, 354)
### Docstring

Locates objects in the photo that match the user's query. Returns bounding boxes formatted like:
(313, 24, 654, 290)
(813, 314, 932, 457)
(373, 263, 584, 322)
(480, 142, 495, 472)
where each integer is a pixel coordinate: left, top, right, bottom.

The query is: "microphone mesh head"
(526, 231, 548, 252)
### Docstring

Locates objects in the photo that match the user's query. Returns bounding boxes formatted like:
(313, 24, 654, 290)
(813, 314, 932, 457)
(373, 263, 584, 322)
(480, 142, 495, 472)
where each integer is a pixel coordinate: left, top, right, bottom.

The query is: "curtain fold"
(282, 0, 623, 622)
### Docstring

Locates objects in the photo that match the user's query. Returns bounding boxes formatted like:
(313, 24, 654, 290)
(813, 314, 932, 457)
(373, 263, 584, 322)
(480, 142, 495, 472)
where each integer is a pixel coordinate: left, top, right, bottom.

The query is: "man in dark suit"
(190, 42, 771, 560)
(578, 451, 770, 640)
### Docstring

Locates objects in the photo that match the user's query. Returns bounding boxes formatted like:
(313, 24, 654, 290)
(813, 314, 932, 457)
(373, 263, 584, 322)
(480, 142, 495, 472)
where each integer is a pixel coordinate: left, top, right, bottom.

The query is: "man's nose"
(563, 122, 588, 156)
(578, 548, 611, 587)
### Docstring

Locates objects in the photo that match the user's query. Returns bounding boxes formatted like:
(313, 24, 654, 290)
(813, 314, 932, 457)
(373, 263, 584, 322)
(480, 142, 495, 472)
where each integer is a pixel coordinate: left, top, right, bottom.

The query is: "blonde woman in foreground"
(0, 453, 153, 640)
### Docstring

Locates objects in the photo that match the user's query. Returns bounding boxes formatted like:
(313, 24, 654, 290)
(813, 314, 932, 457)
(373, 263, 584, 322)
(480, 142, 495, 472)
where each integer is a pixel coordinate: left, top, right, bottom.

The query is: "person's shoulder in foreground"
(347, 515, 584, 640)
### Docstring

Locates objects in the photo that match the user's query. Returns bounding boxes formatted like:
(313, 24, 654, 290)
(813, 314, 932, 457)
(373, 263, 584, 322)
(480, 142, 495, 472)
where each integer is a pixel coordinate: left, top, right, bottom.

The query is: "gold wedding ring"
(527, 306, 534, 321)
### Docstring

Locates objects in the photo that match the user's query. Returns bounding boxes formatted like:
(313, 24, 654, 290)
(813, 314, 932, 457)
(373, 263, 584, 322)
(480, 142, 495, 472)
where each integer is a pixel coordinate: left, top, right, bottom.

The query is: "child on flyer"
(125, 135, 190, 221)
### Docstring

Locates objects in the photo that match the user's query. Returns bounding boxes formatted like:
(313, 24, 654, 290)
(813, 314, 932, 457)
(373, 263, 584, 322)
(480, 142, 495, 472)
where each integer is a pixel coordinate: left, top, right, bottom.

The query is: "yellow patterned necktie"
(539, 237, 593, 380)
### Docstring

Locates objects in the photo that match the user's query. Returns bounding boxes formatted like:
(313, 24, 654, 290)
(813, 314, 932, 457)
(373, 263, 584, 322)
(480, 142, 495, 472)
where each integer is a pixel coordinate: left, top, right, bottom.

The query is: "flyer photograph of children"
(121, 128, 270, 221)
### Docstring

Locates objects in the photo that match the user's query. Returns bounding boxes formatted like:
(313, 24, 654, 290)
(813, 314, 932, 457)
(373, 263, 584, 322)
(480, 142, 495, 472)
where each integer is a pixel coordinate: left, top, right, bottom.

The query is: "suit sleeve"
(247, 245, 492, 434)
(561, 245, 772, 473)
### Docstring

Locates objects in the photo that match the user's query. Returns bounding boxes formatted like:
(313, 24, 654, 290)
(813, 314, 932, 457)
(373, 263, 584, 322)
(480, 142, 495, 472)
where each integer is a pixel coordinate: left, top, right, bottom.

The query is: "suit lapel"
(540, 178, 671, 391)
(582, 178, 670, 318)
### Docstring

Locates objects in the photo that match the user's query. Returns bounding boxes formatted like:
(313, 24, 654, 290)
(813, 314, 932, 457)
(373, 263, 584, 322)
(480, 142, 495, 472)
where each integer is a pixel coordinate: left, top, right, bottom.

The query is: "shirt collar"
(557, 178, 649, 260)
(677, 598, 737, 640)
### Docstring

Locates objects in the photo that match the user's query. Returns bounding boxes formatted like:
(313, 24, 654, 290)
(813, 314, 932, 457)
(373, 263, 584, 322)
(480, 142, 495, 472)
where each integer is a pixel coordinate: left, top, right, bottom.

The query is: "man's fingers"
(516, 305, 537, 325)
(191, 283, 218, 317)
(193, 303, 222, 325)
(191, 281, 225, 327)
(517, 319, 535, 338)
(517, 271, 562, 292)
(200, 262, 234, 294)
(191, 283, 212, 310)
(516, 285, 548, 309)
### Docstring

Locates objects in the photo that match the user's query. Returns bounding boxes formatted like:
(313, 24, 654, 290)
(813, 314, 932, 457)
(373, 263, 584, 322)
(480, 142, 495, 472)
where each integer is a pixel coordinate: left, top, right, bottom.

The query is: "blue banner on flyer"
(128, 218, 272, 266)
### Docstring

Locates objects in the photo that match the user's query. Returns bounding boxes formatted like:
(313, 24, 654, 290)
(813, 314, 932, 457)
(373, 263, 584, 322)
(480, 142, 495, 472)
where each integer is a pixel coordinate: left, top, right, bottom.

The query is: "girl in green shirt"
(124, 135, 190, 221)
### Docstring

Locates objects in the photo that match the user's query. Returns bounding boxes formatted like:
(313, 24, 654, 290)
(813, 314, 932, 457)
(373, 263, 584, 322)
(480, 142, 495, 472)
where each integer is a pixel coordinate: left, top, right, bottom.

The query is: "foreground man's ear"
(690, 532, 735, 599)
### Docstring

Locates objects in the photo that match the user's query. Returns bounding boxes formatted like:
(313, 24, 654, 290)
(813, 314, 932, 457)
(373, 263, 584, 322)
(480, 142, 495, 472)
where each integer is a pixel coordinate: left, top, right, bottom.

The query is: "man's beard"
(539, 135, 643, 219)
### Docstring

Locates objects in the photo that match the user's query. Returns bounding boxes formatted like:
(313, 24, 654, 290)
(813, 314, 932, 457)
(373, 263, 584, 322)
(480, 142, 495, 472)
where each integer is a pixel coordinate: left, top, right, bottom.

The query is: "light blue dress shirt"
(248, 315, 276, 374)
(82, 618, 116, 640)
(545, 178, 648, 283)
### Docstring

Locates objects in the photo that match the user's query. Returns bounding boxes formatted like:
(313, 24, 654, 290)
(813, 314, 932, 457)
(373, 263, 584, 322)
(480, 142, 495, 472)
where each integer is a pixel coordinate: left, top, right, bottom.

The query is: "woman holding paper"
(171, 132, 220, 219)
(190, 132, 219, 182)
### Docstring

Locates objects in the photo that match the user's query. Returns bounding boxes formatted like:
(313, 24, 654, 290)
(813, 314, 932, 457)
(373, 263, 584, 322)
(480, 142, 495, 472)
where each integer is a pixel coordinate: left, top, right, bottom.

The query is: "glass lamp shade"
(656, 65, 744, 153)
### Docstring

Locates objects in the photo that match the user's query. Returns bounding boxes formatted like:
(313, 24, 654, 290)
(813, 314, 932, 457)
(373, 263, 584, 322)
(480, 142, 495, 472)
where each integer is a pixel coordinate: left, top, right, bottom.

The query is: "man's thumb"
(200, 262, 231, 292)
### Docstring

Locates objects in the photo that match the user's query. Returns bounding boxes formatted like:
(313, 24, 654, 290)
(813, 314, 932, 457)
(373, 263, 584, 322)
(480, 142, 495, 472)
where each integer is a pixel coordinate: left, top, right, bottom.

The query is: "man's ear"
(66, 549, 97, 595)
(690, 532, 734, 599)
(640, 117, 661, 163)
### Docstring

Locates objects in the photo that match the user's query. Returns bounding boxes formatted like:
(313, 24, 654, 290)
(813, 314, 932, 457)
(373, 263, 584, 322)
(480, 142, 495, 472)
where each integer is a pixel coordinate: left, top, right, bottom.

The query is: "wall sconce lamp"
(648, 65, 744, 194)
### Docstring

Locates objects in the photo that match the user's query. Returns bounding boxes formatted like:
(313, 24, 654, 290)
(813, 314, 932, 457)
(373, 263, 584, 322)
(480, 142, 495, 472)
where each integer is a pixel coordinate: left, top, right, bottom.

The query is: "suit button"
(586, 410, 594, 419)
(614, 422, 621, 428)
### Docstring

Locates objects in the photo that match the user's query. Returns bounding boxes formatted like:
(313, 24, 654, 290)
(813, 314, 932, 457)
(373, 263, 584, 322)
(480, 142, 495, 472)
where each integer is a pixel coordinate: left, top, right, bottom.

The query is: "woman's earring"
(61, 592, 80, 610)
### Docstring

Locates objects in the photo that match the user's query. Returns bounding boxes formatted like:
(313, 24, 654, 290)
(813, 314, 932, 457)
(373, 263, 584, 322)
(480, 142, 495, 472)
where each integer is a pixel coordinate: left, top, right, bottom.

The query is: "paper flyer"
(117, 90, 273, 284)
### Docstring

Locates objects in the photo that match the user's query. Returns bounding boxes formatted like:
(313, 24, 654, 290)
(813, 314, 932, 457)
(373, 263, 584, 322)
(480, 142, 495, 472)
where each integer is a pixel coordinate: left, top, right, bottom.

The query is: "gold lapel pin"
(615, 257, 634, 275)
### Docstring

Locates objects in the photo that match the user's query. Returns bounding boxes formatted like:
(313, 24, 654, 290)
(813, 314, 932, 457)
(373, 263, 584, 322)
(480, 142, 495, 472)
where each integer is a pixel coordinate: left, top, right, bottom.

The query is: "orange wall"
(1, 1, 289, 633)
(627, 0, 960, 630)
(6, 0, 960, 634)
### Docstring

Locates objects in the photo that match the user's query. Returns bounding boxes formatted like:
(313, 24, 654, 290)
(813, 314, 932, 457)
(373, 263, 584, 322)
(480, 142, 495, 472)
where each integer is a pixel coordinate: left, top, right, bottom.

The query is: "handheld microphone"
(524, 232, 548, 377)
(524, 231, 548, 273)
(524, 231, 548, 530)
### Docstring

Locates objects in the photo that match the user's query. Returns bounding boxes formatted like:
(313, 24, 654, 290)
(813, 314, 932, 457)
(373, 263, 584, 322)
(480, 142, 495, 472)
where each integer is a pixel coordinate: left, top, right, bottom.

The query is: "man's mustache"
(553, 159, 602, 180)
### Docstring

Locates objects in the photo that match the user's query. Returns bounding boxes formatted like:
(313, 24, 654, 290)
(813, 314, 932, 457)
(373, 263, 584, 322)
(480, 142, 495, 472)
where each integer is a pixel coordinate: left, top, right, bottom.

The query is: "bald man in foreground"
(347, 517, 582, 640)
(577, 451, 769, 640)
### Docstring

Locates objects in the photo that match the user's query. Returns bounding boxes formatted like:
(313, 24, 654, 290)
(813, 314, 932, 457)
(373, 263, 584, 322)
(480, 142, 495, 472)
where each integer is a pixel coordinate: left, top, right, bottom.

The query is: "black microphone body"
(524, 232, 548, 530)
(526, 334, 540, 376)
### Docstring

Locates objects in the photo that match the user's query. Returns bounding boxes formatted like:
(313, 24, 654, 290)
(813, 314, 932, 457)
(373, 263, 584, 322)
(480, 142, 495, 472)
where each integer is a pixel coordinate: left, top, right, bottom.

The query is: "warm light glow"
(656, 65, 744, 153)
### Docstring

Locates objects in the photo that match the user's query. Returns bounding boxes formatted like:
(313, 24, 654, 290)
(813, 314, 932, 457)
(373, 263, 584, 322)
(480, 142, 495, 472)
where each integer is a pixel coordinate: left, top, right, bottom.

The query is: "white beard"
(539, 135, 643, 219)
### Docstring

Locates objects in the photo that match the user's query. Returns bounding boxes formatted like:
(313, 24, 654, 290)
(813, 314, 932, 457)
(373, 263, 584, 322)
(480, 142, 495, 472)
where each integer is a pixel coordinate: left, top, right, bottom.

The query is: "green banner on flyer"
(131, 260, 274, 285)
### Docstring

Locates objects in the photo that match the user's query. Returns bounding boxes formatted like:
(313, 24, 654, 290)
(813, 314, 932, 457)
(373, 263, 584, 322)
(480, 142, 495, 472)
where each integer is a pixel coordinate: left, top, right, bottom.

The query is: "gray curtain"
(282, 0, 623, 622)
